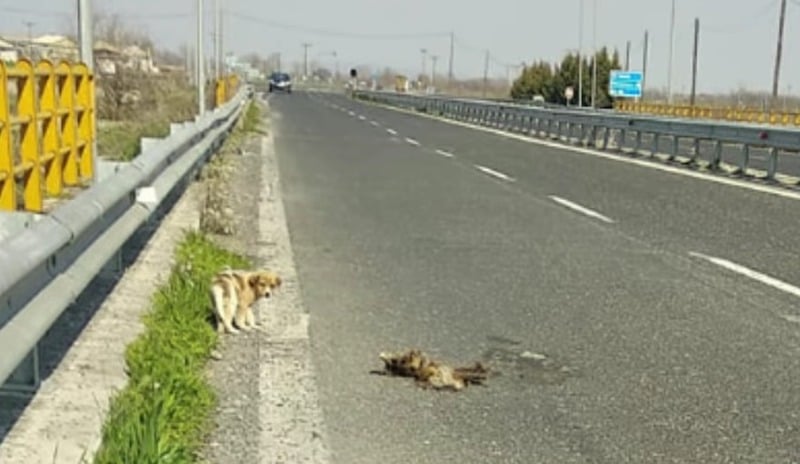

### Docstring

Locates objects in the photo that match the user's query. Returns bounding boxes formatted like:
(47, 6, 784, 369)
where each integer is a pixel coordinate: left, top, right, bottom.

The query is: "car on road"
(268, 72, 292, 93)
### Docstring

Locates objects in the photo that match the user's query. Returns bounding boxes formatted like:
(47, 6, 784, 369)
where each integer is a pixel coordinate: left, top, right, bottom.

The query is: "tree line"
(511, 46, 623, 108)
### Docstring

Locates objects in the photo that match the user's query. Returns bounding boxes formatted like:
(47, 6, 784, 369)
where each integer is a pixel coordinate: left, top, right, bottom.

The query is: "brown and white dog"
(210, 267, 282, 334)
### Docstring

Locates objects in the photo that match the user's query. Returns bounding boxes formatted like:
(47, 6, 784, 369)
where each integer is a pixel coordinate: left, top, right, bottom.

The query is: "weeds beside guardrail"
(92, 231, 249, 463)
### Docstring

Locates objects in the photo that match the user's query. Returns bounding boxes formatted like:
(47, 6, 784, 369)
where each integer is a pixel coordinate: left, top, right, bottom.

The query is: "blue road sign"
(609, 70, 643, 98)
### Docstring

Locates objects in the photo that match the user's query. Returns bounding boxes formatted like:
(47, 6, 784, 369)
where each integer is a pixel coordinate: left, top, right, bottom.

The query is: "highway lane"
(271, 91, 800, 463)
(316, 92, 800, 295)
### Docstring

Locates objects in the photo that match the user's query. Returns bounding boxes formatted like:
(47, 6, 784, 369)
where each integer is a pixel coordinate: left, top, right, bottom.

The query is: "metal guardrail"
(354, 90, 800, 182)
(0, 59, 95, 212)
(0, 85, 249, 394)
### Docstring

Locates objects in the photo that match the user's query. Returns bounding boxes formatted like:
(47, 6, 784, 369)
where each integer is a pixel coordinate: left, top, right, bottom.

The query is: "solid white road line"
(689, 252, 800, 299)
(548, 195, 615, 223)
(475, 164, 515, 182)
(405, 137, 420, 146)
(435, 149, 455, 158)
(386, 128, 398, 136)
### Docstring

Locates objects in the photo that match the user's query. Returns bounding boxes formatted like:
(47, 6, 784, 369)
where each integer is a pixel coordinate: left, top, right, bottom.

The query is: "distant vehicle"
(268, 72, 292, 93)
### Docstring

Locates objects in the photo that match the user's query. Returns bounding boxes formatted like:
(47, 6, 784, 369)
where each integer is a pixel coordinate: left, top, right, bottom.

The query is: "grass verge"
(243, 100, 263, 134)
(97, 119, 174, 162)
(92, 231, 250, 463)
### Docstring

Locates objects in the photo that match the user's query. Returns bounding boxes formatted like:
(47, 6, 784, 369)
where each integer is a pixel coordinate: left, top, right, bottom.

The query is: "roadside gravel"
(199, 95, 331, 464)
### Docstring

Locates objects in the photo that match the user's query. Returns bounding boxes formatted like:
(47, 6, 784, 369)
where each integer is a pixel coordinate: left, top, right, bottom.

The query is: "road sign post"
(565, 86, 574, 106)
(609, 70, 643, 99)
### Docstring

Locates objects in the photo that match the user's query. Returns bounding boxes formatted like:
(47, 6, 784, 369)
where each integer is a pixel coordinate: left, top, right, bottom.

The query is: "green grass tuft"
(242, 101, 261, 133)
(92, 231, 250, 464)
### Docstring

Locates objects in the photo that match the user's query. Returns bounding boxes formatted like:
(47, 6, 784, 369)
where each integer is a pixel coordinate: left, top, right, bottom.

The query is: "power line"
(0, 6, 191, 20)
(0, 6, 70, 18)
(226, 10, 448, 40)
(704, 0, 777, 34)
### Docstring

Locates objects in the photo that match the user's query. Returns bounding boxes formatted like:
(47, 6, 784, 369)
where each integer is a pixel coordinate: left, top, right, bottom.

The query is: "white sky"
(0, 0, 795, 94)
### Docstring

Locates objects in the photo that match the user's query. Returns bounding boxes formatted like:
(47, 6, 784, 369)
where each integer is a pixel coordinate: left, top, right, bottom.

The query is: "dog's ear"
(271, 275, 282, 288)
(248, 274, 260, 287)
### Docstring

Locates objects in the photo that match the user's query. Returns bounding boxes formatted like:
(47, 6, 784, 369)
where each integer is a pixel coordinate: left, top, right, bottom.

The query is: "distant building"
(94, 40, 121, 74)
(0, 38, 17, 63)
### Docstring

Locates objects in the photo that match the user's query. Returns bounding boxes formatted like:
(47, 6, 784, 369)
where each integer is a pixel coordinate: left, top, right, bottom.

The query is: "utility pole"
(197, 0, 206, 114)
(667, 0, 676, 103)
(220, 7, 225, 76)
(77, 0, 96, 180)
(625, 40, 631, 71)
(690, 17, 699, 106)
(482, 49, 489, 98)
(420, 48, 427, 80)
(578, 0, 584, 107)
(448, 31, 454, 85)
(213, 0, 220, 78)
(302, 42, 311, 77)
(642, 29, 648, 100)
(23, 21, 34, 59)
(430, 55, 438, 87)
(772, 0, 788, 102)
(591, 0, 597, 108)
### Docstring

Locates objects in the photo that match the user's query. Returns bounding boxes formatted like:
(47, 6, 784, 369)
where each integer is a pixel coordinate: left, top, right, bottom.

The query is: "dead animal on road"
(375, 349, 490, 391)
(210, 267, 282, 334)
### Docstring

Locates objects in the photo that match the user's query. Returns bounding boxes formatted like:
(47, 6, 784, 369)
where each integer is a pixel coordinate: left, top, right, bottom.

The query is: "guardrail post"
(74, 62, 94, 182)
(690, 138, 700, 164)
(766, 147, 778, 180)
(37, 60, 62, 198)
(0, 347, 40, 397)
(57, 61, 79, 186)
(739, 145, 750, 174)
(651, 133, 659, 157)
(669, 136, 679, 161)
(634, 129, 642, 153)
(0, 62, 13, 210)
(588, 125, 598, 148)
(710, 140, 722, 170)
(17, 59, 43, 212)
(616, 129, 625, 152)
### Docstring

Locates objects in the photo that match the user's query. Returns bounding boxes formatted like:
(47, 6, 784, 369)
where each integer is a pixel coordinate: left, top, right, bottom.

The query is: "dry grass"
(198, 101, 261, 236)
(96, 70, 198, 161)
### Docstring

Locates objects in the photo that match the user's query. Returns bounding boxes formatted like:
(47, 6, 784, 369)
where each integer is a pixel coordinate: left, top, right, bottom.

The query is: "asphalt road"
(270, 91, 800, 463)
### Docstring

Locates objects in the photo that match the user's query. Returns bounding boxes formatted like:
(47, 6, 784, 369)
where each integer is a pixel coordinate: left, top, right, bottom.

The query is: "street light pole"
(667, 0, 676, 103)
(578, 0, 584, 107)
(196, 0, 205, 114)
(591, 0, 598, 108)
